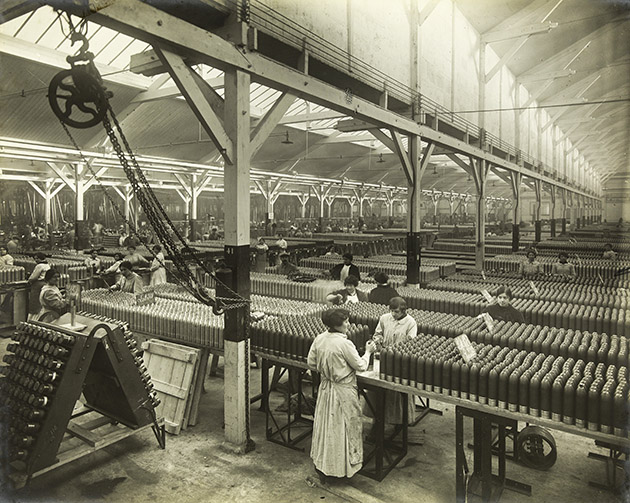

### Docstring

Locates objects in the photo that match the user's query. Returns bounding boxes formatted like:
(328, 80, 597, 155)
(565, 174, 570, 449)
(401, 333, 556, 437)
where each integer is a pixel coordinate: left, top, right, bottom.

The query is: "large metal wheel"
(48, 69, 107, 129)
(516, 425, 558, 471)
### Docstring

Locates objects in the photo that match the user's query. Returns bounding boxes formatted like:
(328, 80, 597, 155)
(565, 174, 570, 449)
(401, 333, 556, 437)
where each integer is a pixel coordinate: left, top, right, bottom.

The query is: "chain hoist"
(48, 20, 249, 316)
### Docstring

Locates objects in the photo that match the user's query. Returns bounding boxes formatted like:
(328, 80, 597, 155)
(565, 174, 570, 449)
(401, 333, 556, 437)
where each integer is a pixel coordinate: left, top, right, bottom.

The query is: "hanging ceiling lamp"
(377, 153, 385, 163)
(281, 131, 293, 144)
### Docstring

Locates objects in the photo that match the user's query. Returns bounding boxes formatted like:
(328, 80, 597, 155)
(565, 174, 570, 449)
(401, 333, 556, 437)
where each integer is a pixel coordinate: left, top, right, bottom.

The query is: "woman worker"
(367, 271, 399, 305)
(551, 251, 576, 278)
(307, 308, 375, 483)
(103, 252, 124, 284)
(481, 286, 525, 323)
(0, 245, 14, 268)
(365, 297, 417, 431)
(109, 261, 145, 294)
(326, 275, 368, 305)
(27, 252, 51, 320)
(38, 268, 71, 322)
(150, 245, 167, 286)
(519, 248, 543, 279)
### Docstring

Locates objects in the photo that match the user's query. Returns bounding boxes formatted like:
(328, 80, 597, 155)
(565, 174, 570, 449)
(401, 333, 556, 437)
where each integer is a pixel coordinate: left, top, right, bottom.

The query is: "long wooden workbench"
(256, 352, 630, 501)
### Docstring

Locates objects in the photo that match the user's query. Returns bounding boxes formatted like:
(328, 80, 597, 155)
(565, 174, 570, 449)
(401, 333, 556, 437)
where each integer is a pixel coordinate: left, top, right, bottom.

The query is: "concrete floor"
(1, 336, 628, 503)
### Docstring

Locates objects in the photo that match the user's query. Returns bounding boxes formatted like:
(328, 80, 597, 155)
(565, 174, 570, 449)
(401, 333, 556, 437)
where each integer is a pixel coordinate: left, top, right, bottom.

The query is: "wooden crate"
(141, 339, 201, 435)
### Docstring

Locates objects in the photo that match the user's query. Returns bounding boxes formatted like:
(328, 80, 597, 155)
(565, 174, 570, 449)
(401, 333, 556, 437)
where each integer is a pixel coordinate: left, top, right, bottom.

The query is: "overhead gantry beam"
(59, 0, 594, 201)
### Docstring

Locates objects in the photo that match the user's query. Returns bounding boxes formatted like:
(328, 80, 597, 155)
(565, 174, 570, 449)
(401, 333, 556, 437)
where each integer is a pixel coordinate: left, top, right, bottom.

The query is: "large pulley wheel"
(516, 425, 557, 470)
(48, 68, 107, 129)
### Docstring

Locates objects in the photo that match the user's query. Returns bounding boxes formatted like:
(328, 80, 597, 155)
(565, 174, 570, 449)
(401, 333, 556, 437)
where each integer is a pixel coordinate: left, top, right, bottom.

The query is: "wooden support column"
(406, 136, 429, 286)
(549, 185, 557, 238)
(533, 179, 542, 242)
(190, 174, 199, 239)
(430, 192, 441, 225)
(254, 180, 282, 235)
(510, 172, 522, 252)
(447, 193, 458, 224)
(472, 159, 489, 270)
(296, 192, 309, 219)
(576, 195, 582, 229)
(312, 183, 333, 230)
(346, 196, 357, 220)
(28, 180, 64, 246)
(563, 190, 570, 234)
(175, 173, 193, 238)
(191, 173, 214, 239)
(74, 163, 88, 250)
(222, 67, 253, 453)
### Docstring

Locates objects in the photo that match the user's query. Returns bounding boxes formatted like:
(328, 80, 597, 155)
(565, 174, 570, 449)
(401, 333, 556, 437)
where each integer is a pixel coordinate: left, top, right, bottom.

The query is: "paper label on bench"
(482, 312, 494, 334)
(455, 334, 477, 364)
(481, 289, 493, 303)
(529, 281, 539, 296)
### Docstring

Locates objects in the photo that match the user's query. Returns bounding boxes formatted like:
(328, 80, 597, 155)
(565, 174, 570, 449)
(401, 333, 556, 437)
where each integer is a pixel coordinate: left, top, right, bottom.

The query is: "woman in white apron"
(150, 244, 167, 286)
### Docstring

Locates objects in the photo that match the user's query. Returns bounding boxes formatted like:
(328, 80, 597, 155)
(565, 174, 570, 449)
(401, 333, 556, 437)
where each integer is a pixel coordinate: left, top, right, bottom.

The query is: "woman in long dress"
(150, 244, 167, 286)
(307, 308, 375, 481)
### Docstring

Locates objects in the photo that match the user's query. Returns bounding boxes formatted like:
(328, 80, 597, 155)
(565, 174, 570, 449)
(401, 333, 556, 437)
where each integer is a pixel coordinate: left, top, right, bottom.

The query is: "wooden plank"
(151, 378, 189, 400)
(142, 340, 196, 362)
(66, 422, 100, 447)
(188, 348, 209, 426)
(182, 356, 200, 429)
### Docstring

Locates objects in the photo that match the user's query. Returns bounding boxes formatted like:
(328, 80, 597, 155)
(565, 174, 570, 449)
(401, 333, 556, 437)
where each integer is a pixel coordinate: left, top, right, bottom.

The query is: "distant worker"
(326, 275, 367, 305)
(276, 252, 299, 277)
(6, 236, 19, 254)
(602, 243, 618, 260)
(329, 252, 361, 282)
(368, 271, 399, 305)
(551, 252, 576, 278)
(103, 252, 124, 283)
(275, 233, 288, 251)
(109, 261, 144, 294)
(84, 249, 102, 275)
(481, 286, 525, 324)
(0, 245, 14, 268)
(150, 245, 167, 286)
(125, 245, 150, 268)
(519, 248, 542, 279)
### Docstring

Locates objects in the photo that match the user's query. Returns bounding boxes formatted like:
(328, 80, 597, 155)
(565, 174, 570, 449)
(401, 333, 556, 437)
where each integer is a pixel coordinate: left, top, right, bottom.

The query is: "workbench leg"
(208, 354, 219, 377)
(481, 417, 493, 501)
(456, 408, 466, 503)
(375, 389, 385, 479)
